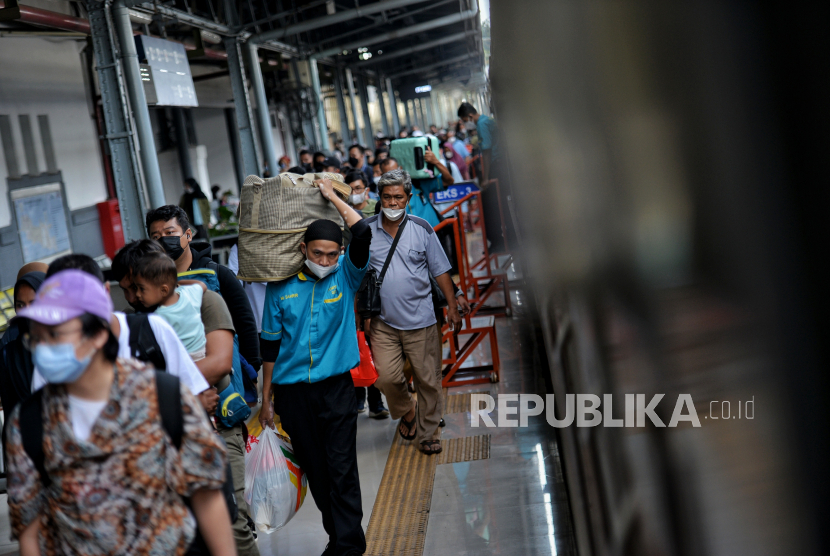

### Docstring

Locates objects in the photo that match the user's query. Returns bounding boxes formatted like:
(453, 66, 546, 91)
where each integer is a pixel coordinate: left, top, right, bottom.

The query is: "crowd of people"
(0, 101, 499, 556)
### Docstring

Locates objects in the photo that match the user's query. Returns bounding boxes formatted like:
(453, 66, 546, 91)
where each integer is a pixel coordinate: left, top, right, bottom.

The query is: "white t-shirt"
(67, 395, 108, 442)
(228, 244, 267, 333)
(442, 157, 464, 183)
(32, 312, 210, 395)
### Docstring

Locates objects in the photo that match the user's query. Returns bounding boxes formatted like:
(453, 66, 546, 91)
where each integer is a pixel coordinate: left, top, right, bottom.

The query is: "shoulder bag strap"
(378, 216, 408, 284)
(19, 389, 50, 488)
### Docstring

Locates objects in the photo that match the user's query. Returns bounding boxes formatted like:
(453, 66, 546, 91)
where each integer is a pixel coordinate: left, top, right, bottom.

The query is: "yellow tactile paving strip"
(365, 425, 491, 555)
(364, 435, 438, 556)
(436, 434, 491, 465)
(442, 389, 491, 414)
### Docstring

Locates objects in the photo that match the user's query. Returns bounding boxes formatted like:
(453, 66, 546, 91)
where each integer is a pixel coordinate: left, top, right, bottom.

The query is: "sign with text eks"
(434, 182, 480, 204)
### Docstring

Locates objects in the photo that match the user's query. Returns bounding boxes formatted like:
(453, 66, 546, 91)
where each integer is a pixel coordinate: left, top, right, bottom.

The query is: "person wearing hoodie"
(0, 267, 46, 422)
(145, 205, 260, 374)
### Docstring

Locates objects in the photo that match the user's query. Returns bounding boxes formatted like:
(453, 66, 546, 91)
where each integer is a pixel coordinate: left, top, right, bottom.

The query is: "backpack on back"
(176, 266, 252, 427)
(126, 313, 166, 371)
(18, 372, 238, 523)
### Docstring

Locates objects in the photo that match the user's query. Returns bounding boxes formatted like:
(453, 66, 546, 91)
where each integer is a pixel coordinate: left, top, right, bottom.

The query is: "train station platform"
(0, 283, 576, 556)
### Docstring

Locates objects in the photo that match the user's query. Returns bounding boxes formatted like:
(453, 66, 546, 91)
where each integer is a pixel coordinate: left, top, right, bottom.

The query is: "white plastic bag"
(244, 427, 308, 533)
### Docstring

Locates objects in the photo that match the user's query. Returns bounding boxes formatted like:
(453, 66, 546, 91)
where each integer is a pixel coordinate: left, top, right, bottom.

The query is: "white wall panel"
(0, 38, 108, 227)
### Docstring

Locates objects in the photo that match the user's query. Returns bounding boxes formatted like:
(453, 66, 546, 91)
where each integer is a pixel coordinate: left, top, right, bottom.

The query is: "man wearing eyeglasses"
(344, 170, 377, 218)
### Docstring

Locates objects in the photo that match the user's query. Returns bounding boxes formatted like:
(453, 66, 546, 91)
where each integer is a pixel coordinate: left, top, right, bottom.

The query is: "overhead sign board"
(134, 35, 198, 107)
(398, 81, 434, 101)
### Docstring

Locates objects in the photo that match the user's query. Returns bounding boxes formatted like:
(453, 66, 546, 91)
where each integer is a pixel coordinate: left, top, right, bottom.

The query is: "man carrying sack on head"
(259, 179, 372, 556)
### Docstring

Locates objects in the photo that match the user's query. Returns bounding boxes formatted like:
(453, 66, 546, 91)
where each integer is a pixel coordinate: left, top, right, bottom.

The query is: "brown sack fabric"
(237, 172, 351, 282)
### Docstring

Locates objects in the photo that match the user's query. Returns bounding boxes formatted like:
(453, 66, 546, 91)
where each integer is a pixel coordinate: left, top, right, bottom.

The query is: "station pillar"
(345, 68, 363, 147)
(386, 77, 401, 135)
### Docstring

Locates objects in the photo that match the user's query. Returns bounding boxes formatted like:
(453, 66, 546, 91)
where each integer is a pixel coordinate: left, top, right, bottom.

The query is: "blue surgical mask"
(34, 342, 93, 384)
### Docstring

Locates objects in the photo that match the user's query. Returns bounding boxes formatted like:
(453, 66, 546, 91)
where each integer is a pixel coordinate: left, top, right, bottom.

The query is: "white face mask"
(305, 258, 339, 279)
(464, 120, 476, 131)
(349, 192, 365, 205)
(382, 207, 405, 221)
(373, 176, 381, 184)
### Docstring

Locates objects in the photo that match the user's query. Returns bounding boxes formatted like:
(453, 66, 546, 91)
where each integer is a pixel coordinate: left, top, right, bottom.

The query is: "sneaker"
(369, 404, 390, 419)
(357, 400, 367, 413)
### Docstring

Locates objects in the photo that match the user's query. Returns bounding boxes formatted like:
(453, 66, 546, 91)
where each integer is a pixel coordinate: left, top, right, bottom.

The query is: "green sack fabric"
(237, 172, 350, 282)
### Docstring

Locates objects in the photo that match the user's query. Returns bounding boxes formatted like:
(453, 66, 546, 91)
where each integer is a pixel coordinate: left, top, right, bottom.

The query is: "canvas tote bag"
(237, 172, 351, 282)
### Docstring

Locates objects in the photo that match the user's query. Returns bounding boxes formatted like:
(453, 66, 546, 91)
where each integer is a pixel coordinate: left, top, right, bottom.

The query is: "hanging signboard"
(134, 35, 198, 107)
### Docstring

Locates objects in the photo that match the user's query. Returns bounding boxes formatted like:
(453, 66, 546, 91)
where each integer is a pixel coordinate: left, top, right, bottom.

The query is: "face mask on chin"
(382, 207, 405, 221)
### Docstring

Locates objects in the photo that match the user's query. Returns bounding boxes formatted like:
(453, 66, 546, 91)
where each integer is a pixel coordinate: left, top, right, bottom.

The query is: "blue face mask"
(34, 342, 93, 384)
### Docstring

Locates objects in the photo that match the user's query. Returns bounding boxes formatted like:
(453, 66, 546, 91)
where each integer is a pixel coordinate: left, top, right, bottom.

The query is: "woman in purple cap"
(4, 269, 236, 556)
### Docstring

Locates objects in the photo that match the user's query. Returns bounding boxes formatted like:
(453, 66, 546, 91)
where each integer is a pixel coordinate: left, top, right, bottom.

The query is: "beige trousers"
(370, 319, 442, 445)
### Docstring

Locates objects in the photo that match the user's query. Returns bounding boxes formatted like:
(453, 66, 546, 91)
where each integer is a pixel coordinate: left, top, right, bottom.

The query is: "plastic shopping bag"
(244, 427, 308, 533)
(350, 331, 378, 387)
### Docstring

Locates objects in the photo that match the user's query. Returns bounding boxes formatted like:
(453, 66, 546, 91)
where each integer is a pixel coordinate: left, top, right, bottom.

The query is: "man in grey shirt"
(364, 169, 462, 454)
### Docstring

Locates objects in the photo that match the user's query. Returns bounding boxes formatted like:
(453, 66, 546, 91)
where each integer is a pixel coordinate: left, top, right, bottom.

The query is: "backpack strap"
(18, 374, 182, 488)
(155, 371, 183, 450)
(127, 313, 167, 371)
(19, 389, 50, 488)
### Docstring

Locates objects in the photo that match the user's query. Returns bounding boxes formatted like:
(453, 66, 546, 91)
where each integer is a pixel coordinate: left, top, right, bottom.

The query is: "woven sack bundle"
(237, 172, 351, 282)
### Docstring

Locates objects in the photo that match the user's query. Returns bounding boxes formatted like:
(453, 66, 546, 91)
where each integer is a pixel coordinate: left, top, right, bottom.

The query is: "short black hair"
(349, 144, 366, 154)
(79, 312, 119, 362)
(145, 205, 190, 235)
(133, 251, 177, 290)
(344, 171, 367, 188)
(46, 254, 104, 283)
(375, 147, 388, 156)
(112, 239, 165, 281)
(313, 151, 326, 160)
(380, 156, 398, 171)
(457, 102, 477, 119)
(299, 149, 310, 157)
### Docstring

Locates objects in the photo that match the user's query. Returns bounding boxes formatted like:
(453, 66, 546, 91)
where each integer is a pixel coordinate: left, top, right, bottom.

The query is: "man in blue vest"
(259, 179, 372, 556)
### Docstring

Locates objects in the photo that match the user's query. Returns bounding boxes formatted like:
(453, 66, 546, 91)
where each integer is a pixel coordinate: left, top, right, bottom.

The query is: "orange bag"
(350, 331, 378, 387)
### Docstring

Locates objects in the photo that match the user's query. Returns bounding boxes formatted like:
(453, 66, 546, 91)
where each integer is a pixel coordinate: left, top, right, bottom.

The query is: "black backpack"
(18, 372, 238, 523)
(126, 313, 166, 371)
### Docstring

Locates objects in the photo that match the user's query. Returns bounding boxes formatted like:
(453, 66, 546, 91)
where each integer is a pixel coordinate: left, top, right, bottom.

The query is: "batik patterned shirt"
(5, 358, 227, 555)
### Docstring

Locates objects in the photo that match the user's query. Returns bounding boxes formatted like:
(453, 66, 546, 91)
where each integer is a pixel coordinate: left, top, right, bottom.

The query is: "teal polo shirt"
(261, 247, 367, 385)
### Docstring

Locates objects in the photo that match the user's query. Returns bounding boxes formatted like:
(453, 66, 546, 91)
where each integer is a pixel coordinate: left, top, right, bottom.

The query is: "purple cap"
(15, 269, 113, 326)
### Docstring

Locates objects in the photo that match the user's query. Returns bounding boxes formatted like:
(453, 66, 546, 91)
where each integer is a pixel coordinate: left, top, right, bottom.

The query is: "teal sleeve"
(260, 283, 282, 340)
(478, 117, 494, 151)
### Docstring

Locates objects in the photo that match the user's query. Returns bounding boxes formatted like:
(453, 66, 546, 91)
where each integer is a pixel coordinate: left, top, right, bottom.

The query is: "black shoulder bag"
(357, 217, 408, 319)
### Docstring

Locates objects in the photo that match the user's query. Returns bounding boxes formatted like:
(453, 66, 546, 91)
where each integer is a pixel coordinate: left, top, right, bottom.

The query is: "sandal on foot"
(399, 412, 417, 441)
(420, 440, 442, 455)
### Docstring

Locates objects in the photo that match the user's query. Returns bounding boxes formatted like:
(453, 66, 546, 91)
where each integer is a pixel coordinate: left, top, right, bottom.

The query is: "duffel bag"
(237, 172, 351, 282)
